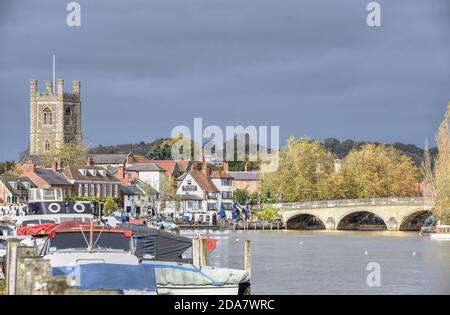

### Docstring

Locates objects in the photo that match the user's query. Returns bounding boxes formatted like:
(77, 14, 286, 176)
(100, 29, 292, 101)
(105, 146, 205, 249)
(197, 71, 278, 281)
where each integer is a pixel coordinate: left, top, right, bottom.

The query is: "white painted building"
(176, 166, 236, 224)
(125, 163, 166, 192)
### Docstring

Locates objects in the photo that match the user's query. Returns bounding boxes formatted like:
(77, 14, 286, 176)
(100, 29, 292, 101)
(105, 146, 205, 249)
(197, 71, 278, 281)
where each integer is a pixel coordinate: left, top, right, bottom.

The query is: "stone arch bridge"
(268, 197, 435, 231)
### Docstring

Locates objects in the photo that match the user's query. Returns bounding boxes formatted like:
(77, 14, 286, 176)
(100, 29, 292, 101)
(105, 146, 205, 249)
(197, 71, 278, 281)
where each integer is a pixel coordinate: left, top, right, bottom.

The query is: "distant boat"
(430, 225, 450, 241)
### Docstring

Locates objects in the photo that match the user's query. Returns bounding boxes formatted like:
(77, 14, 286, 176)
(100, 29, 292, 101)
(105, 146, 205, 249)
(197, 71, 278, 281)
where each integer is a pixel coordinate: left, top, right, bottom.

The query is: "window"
(222, 191, 233, 199)
(223, 203, 233, 210)
(187, 201, 193, 209)
(192, 200, 199, 210)
(43, 108, 52, 125)
(187, 179, 192, 185)
(84, 184, 89, 196)
(221, 179, 233, 186)
(65, 108, 72, 115)
(207, 203, 217, 211)
(45, 140, 51, 151)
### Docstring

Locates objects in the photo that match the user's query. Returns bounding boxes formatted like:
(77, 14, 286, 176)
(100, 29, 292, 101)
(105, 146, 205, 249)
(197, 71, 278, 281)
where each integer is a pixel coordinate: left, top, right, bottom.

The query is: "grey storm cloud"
(0, 0, 449, 161)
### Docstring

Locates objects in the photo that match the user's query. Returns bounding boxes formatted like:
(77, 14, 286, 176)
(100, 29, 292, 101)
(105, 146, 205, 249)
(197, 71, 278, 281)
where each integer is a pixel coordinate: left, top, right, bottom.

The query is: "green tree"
(233, 188, 247, 205)
(255, 207, 281, 221)
(434, 103, 450, 224)
(103, 196, 117, 216)
(0, 161, 17, 175)
(42, 141, 88, 167)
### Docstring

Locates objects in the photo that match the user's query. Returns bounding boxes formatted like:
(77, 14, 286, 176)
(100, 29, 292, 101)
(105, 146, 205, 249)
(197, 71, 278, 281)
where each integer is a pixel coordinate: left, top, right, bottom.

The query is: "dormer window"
(80, 169, 87, 176)
(89, 169, 97, 176)
(99, 170, 106, 176)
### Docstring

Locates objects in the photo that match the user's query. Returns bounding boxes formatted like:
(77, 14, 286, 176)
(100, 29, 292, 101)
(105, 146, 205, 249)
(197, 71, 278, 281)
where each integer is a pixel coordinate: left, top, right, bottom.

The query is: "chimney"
(21, 162, 35, 177)
(116, 165, 125, 180)
(45, 81, 53, 94)
(87, 157, 95, 167)
(58, 158, 64, 169)
(51, 161, 58, 171)
(223, 161, 229, 172)
(201, 161, 210, 176)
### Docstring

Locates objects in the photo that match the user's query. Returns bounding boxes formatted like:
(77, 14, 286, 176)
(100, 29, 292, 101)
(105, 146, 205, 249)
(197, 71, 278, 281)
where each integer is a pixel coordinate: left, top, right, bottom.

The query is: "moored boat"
(430, 225, 450, 240)
(21, 221, 250, 295)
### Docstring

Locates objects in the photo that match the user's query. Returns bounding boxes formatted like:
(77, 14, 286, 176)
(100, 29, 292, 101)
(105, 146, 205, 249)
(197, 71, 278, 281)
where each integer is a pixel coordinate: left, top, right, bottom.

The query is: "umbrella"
(232, 203, 239, 220)
(245, 199, 250, 220)
(219, 203, 226, 219)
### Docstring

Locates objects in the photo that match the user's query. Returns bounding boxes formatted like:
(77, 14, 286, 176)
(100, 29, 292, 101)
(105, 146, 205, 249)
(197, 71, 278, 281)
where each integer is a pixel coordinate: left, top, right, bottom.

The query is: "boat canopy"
(118, 223, 192, 262)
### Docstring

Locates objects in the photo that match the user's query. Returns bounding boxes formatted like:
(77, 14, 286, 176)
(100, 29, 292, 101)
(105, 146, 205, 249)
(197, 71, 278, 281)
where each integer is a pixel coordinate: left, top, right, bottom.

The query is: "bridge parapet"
(253, 197, 435, 211)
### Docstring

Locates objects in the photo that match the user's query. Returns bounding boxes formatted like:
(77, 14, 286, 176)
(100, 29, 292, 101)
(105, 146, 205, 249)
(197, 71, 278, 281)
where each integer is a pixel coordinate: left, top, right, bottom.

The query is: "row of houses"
(0, 153, 261, 224)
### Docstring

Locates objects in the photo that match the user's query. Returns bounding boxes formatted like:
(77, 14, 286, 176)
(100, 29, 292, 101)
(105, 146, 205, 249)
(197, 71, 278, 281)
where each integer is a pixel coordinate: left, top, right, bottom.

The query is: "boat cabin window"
(21, 220, 42, 227)
(49, 232, 131, 252)
(21, 219, 56, 227)
(59, 217, 82, 223)
(29, 188, 63, 202)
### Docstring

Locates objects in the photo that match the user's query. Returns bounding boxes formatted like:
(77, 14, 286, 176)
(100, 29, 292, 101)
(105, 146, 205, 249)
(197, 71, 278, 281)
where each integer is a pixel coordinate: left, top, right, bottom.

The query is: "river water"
(181, 230, 450, 295)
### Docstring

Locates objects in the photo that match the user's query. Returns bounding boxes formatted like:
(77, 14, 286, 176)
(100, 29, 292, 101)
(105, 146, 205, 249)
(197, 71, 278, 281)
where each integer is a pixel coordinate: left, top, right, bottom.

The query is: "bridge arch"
(285, 212, 327, 230)
(399, 208, 434, 231)
(336, 209, 387, 231)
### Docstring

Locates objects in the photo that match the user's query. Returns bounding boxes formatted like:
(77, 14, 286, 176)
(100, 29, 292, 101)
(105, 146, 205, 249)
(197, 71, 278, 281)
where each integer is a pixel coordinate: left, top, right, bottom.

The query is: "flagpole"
(52, 54, 55, 93)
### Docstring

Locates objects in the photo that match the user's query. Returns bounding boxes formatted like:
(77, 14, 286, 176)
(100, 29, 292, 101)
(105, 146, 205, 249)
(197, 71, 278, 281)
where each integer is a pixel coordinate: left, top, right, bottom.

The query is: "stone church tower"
(29, 79, 82, 156)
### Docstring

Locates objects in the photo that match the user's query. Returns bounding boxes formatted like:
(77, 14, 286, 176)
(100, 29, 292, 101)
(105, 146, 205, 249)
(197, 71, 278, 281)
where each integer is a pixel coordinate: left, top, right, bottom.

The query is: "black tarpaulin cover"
(119, 224, 191, 261)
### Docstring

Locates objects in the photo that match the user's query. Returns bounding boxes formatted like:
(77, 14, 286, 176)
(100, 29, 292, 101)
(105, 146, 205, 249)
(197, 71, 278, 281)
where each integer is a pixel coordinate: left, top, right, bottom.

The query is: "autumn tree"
(259, 137, 337, 202)
(434, 103, 450, 224)
(42, 141, 88, 167)
(339, 144, 420, 199)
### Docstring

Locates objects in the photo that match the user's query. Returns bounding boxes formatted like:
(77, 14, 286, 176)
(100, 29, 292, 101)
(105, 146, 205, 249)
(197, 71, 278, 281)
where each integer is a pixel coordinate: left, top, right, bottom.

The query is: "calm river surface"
(181, 230, 450, 295)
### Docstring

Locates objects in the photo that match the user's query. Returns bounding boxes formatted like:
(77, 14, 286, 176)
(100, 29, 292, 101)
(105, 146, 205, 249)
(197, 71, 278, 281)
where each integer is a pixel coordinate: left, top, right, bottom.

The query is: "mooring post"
(192, 237, 200, 267)
(6, 240, 20, 295)
(244, 240, 252, 277)
(192, 236, 208, 267)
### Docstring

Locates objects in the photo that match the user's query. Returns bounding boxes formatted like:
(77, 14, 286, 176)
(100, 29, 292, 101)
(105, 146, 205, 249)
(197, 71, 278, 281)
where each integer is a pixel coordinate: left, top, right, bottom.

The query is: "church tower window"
(43, 108, 53, 125)
(45, 140, 51, 151)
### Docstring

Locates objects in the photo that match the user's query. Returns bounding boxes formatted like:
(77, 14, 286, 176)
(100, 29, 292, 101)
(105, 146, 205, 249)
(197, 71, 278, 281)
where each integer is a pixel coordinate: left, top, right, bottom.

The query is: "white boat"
(430, 225, 450, 240)
(32, 222, 249, 295)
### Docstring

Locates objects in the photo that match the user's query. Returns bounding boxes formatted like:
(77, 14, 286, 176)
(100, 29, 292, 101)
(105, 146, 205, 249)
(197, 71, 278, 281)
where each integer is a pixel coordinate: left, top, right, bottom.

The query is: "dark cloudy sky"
(0, 0, 448, 161)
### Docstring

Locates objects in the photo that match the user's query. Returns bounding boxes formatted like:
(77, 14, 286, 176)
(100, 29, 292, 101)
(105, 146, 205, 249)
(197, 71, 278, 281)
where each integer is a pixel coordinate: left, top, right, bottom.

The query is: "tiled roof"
(126, 163, 164, 172)
(88, 154, 128, 164)
(177, 160, 192, 173)
(17, 151, 43, 165)
(209, 171, 233, 179)
(150, 160, 177, 175)
(0, 175, 36, 196)
(63, 166, 120, 183)
(189, 170, 219, 192)
(34, 169, 72, 185)
(228, 171, 261, 181)
(121, 185, 144, 195)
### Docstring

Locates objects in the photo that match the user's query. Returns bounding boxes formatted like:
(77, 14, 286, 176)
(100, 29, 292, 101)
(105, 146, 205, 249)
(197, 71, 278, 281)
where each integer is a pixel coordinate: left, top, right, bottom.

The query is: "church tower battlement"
(29, 79, 82, 156)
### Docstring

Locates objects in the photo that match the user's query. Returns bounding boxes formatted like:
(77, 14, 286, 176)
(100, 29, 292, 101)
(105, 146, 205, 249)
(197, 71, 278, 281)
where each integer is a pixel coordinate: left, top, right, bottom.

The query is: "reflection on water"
(181, 230, 450, 295)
